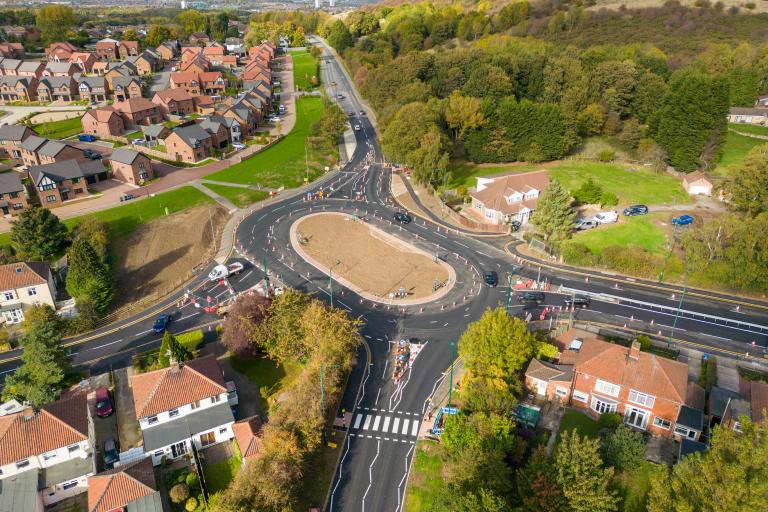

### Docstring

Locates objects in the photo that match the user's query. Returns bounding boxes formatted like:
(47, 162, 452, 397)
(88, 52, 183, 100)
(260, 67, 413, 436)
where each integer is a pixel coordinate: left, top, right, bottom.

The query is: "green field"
(714, 130, 765, 176)
(404, 441, 448, 511)
(290, 50, 320, 91)
(32, 117, 82, 139)
(206, 97, 329, 188)
(0, 186, 215, 247)
(573, 214, 669, 255)
(203, 184, 269, 208)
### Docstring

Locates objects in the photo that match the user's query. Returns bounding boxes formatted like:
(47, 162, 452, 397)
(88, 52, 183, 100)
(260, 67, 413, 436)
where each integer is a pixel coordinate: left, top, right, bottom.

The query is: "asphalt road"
(0, 38, 766, 512)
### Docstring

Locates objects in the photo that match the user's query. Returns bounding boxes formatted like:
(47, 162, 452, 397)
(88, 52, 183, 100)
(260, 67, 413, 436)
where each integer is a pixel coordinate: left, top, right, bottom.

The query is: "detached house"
(0, 124, 34, 159)
(37, 76, 78, 103)
(222, 102, 257, 137)
(165, 124, 213, 163)
(95, 38, 120, 61)
(180, 57, 210, 74)
(42, 62, 79, 77)
(118, 40, 140, 60)
(81, 107, 125, 138)
(0, 76, 38, 104)
(77, 76, 108, 103)
(198, 117, 230, 149)
(0, 391, 94, 507)
(87, 458, 163, 512)
(169, 71, 201, 95)
(29, 159, 108, 206)
(111, 75, 143, 102)
(36, 139, 87, 166)
(130, 356, 236, 466)
(114, 97, 162, 128)
(45, 42, 78, 62)
(20, 135, 49, 167)
(156, 41, 179, 62)
(470, 170, 550, 225)
(209, 113, 241, 143)
(728, 107, 768, 125)
(0, 173, 29, 216)
(0, 261, 56, 322)
(109, 148, 153, 185)
(0, 42, 24, 59)
(152, 88, 195, 116)
(188, 32, 211, 46)
(127, 52, 158, 75)
(69, 52, 97, 74)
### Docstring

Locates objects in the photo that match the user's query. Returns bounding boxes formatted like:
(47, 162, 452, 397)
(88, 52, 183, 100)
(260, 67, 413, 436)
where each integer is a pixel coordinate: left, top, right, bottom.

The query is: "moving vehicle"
(623, 204, 649, 216)
(575, 218, 598, 231)
(563, 295, 591, 308)
(83, 149, 102, 160)
(103, 438, 119, 469)
(593, 211, 618, 224)
(95, 387, 113, 417)
(278, 104, 285, 114)
(518, 291, 545, 303)
(393, 212, 412, 224)
(359, 110, 365, 116)
(354, 124, 361, 131)
(152, 313, 171, 333)
(484, 271, 498, 287)
(336, 93, 344, 99)
(672, 214, 694, 226)
(208, 262, 244, 281)
(78, 134, 96, 142)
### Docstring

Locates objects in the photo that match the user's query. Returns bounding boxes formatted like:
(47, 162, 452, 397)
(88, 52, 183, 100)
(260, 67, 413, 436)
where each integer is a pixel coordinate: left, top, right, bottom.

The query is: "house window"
(42, 451, 56, 461)
(572, 390, 588, 403)
(653, 417, 671, 430)
(171, 441, 187, 458)
(147, 415, 159, 425)
(62, 480, 78, 490)
(629, 390, 656, 408)
(199, 431, 216, 446)
(625, 406, 649, 430)
(674, 426, 697, 439)
(71, 177, 80, 184)
(12, 203, 23, 210)
(40, 183, 55, 191)
(474, 201, 482, 210)
(168, 409, 179, 418)
(46, 195, 57, 203)
(555, 387, 568, 398)
(210, 395, 220, 404)
(153, 450, 164, 457)
(590, 396, 617, 415)
(15, 459, 29, 469)
(219, 428, 227, 435)
(594, 379, 620, 398)
(27, 287, 37, 297)
(67, 444, 79, 453)
(3, 291, 14, 301)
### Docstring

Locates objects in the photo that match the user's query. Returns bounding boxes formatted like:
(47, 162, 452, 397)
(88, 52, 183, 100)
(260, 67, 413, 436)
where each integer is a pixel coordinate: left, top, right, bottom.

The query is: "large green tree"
(35, 4, 77, 44)
(516, 447, 567, 512)
(65, 238, 113, 314)
(146, 25, 172, 48)
(531, 179, 576, 242)
(726, 142, 768, 217)
(648, 418, 768, 512)
(177, 9, 206, 38)
(326, 19, 353, 53)
(10, 207, 68, 261)
(555, 430, 619, 512)
(601, 424, 646, 473)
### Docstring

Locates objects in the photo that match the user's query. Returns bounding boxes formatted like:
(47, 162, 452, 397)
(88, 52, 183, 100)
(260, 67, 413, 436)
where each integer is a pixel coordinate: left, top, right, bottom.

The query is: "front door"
(60, 191, 69, 201)
(1, 206, 8, 215)
(625, 407, 649, 430)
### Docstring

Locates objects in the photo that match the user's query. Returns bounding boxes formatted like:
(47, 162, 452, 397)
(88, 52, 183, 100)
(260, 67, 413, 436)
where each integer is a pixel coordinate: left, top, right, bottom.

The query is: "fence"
(440, 204, 508, 234)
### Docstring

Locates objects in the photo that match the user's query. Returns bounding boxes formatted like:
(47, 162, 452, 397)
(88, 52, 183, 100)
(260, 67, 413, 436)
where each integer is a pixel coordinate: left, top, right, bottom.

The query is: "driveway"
(88, 373, 118, 473)
(113, 367, 143, 452)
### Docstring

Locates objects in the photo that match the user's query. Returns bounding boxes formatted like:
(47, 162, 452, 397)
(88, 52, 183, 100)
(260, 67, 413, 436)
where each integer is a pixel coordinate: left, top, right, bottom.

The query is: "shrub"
(699, 356, 718, 391)
(185, 497, 199, 512)
(600, 191, 619, 207)
(598, 149, 615, 162)
(170, 483, 190, 504)
(185, 472, 199, 490)
(176, 330, 204, 354)
(560, 242, 598, 267)
(597, 412, 622, 432)
(635, 335, 652, 351)
(573, 178, 603, 205)
(599, 245, 661, 278)
(602, 425, 646, 472)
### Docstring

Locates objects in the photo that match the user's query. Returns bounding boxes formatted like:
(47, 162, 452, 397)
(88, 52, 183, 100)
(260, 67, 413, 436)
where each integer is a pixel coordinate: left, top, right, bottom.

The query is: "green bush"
(599, 245, 660, 278)
(573, 178, 604, 205)
(699, 356, 718, 391)
(600, 191, 619, 207)
(561, 242, 598, 267)
(597, 412, 622, 432)
(176, 330, 204, 353)
(185, 497, 199, 512)
(598, 149, 616, 162)
(185, 472, 199, 490)
(635, 335, 652, 351)
(169, 483, 190, 504)
(602, 424, 646, 473)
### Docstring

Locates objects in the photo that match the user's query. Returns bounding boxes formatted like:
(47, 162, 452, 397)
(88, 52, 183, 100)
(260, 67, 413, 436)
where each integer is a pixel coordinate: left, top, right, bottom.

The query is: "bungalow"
(81, 107, 125, 138)
(86, 459, 162, 512)
(111, 75, 143, 102)
(113, 97, 162, 127)
(165, 123, 213, 163)
(682, 171, 713, 196)
(109, 148, 153, 185)
(69, 52, 97, 74)
(0, 261, 56, 321)
(77, 76, 108, 103)
(0, 124, 34, 159)
(17, 61, 44, 79)
(95, 38, 120, 61)
(118, 40, 140, 60)
(152, 88, 195, 116)
(0, 76, 38, 104)
(469, 170, 550, 225)
(0, 172, 29, 216)
(42, 62, 79, 77)
(728, 107, 768, 125)
(129, 356, 236, 466)
(37, 76, 78, 103)
(28, 159, 108, 206)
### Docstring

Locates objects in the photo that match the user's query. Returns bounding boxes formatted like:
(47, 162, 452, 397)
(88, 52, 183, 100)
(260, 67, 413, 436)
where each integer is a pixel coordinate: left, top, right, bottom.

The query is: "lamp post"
(667, 272, 689, 348)
(506, 272, 513, 309)
(447, 341, 456, 408)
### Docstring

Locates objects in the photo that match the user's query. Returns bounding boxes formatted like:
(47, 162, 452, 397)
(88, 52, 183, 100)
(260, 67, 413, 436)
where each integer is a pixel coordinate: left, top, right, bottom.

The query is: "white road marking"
(353, 413, 363, 429)
(382, 416, 391, 433)
(179, 312, 200, 321)
(134, 329, 152, 337)
(401, 419, 410, 435)
(363, 415, 372, 430)
(411, 420, 419, 436)
(361, 440, 380, 512)
(392, 417, 400, 433)
(372, 415, 381, 431)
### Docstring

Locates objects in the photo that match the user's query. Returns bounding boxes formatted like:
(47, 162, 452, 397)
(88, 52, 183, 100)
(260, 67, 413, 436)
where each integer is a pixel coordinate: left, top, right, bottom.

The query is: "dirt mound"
(112, 205, 229, 311)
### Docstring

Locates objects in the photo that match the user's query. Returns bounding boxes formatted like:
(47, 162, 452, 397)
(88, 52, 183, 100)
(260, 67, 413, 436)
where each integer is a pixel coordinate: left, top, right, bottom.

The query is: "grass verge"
(572, 214, 669, 255)
(290, 50, 320, 90)
(404, 440, 448, 510)
(229, 355, 302, 413)
(713, 130, 765, 176)
(202, 184, 269, 208)
(32, 117, 82, 139)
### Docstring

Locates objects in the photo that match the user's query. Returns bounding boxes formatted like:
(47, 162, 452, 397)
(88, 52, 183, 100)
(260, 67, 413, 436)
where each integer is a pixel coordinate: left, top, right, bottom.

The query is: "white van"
(594, 211, 618, 224)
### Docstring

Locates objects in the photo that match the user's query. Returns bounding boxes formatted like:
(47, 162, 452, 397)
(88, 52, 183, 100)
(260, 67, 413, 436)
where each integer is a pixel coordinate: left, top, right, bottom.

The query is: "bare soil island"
(292, 212, 455, 305)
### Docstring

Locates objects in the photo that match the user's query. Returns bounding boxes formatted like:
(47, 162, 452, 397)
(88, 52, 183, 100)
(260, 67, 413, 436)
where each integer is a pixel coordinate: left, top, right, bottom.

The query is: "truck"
(208, 262, 244, 281)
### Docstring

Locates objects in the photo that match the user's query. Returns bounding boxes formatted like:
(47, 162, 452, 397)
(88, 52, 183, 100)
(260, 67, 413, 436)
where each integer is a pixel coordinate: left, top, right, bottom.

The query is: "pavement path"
(0, 104, 87, 125)
(191, 181, 238, 211)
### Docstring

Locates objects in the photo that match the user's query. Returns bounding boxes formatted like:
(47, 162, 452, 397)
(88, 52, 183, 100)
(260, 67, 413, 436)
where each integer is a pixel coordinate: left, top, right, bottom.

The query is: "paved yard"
(113, 367, 142, 452)
(88, 373, 118, 472)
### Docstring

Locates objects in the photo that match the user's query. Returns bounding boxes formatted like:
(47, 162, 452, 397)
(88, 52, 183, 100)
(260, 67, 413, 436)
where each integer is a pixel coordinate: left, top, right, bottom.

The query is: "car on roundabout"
(394, 212, 412, 224)
(484, 271, 499, 287)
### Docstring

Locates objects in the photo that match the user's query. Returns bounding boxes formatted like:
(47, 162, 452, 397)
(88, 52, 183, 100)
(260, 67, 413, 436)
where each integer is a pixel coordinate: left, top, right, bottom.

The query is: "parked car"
(152, 313, 171, 333)
(131, 138, 145, 145)
(278, 105, 286, 114)
(78, 134, 96, 142)
(232, 143, 246, 150)
(394, 212, 412, 224)
(518, 291, 545, 303)
(575, 218, 598, 231)
(593, 211, 618, 224)
(267, 116, 280, 123)
(623, 204, 649, 216)
(672, 214, 694, 226)
(83, 149, 102, 160)
(103, 438, 119, 469)
(484, 271, 498, 287)
(510, 220, 521, 232)
(95, 387, 113, 418)
(563, 295, 591, 308)
(119, 194, 135, 202)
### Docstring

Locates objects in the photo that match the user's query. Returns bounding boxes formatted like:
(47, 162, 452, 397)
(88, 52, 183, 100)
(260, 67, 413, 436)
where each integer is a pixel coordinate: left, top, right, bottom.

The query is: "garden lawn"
(404, 441, 448, 511)
(290, 50, 320, 90)
(32, 117, 82, 139)
(202, 442, 242, 494)
(727, 122, 768, 137)
(572, 214, 669, 255)
(124, 130, 143, 141)
(557, 408, 599, 443)
(202, 184, 269, 208)
(230, 355, 302, 411)
(617, 461, 658, 512)
(206, 97, 328, 188)
(713, 130, 765, 176)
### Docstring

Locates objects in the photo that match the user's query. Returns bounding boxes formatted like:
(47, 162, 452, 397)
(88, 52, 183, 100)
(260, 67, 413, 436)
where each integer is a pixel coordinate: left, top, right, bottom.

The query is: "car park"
(672, 214, 694, 226)
(593, 211, 618, 224)
(153, 313, 171, 333)
(95, 387, 113, 417)
(103, 438, 119, 469)
(575, 218, 598, 231)
(623, 204, 649, 216)
(518, 291, 545, 303)
(83, 149, 102, 160)
(484, 271, 498, 287)
(394, 212, 412, 224)
(563, 295, 591, 308)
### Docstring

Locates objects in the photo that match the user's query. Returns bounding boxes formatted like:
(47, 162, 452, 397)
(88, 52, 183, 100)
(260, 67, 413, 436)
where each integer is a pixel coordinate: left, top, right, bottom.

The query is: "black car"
(83, 149, 102, 160)
(103, 437, 119, 469)
(484, 271, 498, 287)
(510, 220, 521, 232)
(518, 291, 545, 303)
(394, 212, 412, 224)
(563, 295, 591, 308)
(623, 204, 649, 216)
(359, 110, 365, 116)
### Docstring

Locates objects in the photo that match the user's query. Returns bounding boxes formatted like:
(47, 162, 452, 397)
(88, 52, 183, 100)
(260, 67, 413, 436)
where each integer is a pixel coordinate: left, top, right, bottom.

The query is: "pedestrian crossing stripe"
(350, 413, 420, 437)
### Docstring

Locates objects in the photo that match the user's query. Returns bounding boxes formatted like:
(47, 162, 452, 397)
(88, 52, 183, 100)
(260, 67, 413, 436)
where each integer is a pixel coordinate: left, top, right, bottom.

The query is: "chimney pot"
(21, 406, 35, 421)
(629, 341, 641, 360)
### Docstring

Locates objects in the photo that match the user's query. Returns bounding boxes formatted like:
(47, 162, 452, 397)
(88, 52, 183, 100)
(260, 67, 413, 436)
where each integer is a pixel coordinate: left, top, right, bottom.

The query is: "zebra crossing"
(349, 409, 421, 443)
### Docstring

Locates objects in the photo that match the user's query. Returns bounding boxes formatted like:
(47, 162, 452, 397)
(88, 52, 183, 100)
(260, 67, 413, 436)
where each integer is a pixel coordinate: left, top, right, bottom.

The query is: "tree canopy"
(10, 207, 68, 262)
(531, 180, 576, 243)
(35, 5, 77, 44)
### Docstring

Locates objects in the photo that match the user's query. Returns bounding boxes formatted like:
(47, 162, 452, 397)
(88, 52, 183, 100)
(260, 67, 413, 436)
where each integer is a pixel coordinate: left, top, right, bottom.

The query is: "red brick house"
(0, 172, 30, 216)
(29, 159, 108, 206)
(156, 41, 178, 61)
(199, 71, 226, 95)
(188, 32, 210, 46)
(0, 76, 38, 104)
(114, 97, 162, 127)
(35, 139, 88, 166)
(109, 148, 153, 185)
(203, 45, 225, 59)
(81, 107, 125, 138)
(525, 359, 573, 404)
(37, 76, 78, 102)
(111, 76, 143, 102)
(70, 52, 97, 73)
(118, 40, 140, 60)
(165, 124, 212, 163)
(45, 42, 78, 62)
(17, 61, 44, 78)
(211, 54, 238, 69)
(181, 46, 203, 62)
(0, 42, 25, 59)
(180, 57, 210, 74)
(170, 71, 201, 95)
(42, 62, 78, 77)
(95, 38, 120, 61)
(198, 117, 230, 149)
(87, 458, 162, 512)
(152, 88, 195, 116)
(77, 76, 108, 103)
(0, 124, 34, 160)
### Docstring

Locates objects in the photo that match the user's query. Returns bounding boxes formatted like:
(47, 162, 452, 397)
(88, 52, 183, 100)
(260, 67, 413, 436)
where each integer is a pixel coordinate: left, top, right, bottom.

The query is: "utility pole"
(263, 252, 269, 289)
(447, 341, 456, 408)
(506, 272, 513, 309)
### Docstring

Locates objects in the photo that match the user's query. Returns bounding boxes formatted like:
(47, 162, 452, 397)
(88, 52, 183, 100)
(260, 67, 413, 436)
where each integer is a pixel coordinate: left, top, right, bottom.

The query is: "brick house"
(95, 38, 120, 61)
(0, 172, 29, 217)
(180, 46, 203, 62)
(81, 107, 125, 138)
(77, 76, 108, 103)
(222, 103, 257, 137)
(180, 57, 209, 74)
(0, 76, 37, 104)
(114, 97, 162, 128)
(28, 159, 108, 206)
(104, 64, 138, 90)
(86, 458, 163, 512)
(42, 62, 79, 77)
(188, 32, 211, 46)
(17, 61, 44, 79)
(469, 170, 550, 225)
(45, 42, 78, 62)
(202, 45, 225, 59)
(211, 54, 238, 70)
(242, 63, 271, 84)
(0, 42, 24, 59)
(209, 114, 241, 143)
(151, 88, 195, 116)
(127, 52, 157, 75)
(91, 61, 109, 76)
(156, 41, 178, 61)
(169, 71, 201, 95)
(193, 95, 214, 115)
(20, 135, 48, 167)
(111, 76, 143, 102)
(199, 71, 226, 96)
(0, 124, 34, 159)
(0, 261, 56, 322)
(198, 117, 230, 149)
(37, 76, 78, 103)
(109, 148, 153, 184)
(118, 40, 140, 60)
(69, 52, 97, 73)
(165, 123, 212, 163)
(525, 359, 574, 404)
(0, 58, 22, 75)
(36, 140, 88, 166)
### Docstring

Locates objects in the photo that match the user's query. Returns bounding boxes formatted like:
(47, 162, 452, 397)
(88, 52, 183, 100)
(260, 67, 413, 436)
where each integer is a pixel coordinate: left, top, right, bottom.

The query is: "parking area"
(113, 367, 143, 455)
(88, 373, 118, 473)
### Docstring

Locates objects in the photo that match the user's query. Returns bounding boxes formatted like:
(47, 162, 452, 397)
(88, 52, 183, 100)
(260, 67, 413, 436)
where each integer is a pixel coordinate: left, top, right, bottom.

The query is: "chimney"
(629, 341, 641, 361)
(170, 360, 180, 373)
(21, 406, 35, 421)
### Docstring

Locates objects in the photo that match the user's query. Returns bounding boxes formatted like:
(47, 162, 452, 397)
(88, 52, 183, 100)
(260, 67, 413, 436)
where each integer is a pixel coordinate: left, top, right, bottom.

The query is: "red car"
(95, 387, 113, 418)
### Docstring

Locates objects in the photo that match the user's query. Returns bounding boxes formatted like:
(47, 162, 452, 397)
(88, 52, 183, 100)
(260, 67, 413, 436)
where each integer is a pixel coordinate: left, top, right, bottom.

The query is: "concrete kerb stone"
(289, 211, 457, 306)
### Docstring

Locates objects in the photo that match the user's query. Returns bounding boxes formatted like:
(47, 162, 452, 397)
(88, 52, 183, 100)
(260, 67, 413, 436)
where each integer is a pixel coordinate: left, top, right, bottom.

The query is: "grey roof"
(525, 358, 574, 383)
(676, 405, 703, 431)
(730, 107, 768, 116)
(110, 147, 145, 165)
(42, 454, 94, 487)
(126, 492, 164, 512)
(208, 114, 235, 128)
(29, 159, 104, 184)
(140, 124, 168, 138)
(0, 124, 30, 142)
(0, 172, 24, 194)
(20, 135, 47, 152)
(78, 76, 105, 89)
(36, 140, 69, 158)
(112, 75, 141, 89)
(171, 123, 211, 148)
(225, 37, 242, 45)
(709, 386, 743, 419)
(142, 403, 234, 451)
(0, 59, 20, 70)
(45, 62, 75, 74)
(228, 103, 252, 120)
(0, 468, 39, 512)
(678, 438, 707, 460)
(198, 118, 223, 135)
(0, 76, 31, 87)
(108, 61, 137, 74)
(39, 76, 73, 89)
(17, 61, 42, 73)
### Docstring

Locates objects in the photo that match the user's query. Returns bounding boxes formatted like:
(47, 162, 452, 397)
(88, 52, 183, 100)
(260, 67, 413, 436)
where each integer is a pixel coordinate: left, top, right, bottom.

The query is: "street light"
(505, 272, 513, 309)
(667, 272, 689, 348)
(447, 341, 456, 408)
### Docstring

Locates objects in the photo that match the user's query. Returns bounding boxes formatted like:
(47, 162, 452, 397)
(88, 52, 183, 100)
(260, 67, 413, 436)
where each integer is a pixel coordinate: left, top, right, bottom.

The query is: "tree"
(177, 10, 206, 38)
(517, 447, 567, 512)
(531, 180, 575, 242)
(252, 288, 313, 363)
(443, 91, 485, 144)
(649, 418, 768, 512)
(72, 218, 109, 263)
(122, 29, 138, 42)
(210, 12, 229, 42)
(65, 237, 113, 314)
(555, 430, 619, 512)
(292, 26, 306, 47)
(158, 331, 192, 367)
(602, 424, 646, 473)
(146, 25, 172, 48)
(726, 142, 768, 217)
(573, 178, 604, 205)
(577, 103, 605, 136)
(10, 207, 68, 261)
(220, 294, 270, 358)
(326, 19, 353, 53)
(35, 4, 77, 44)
